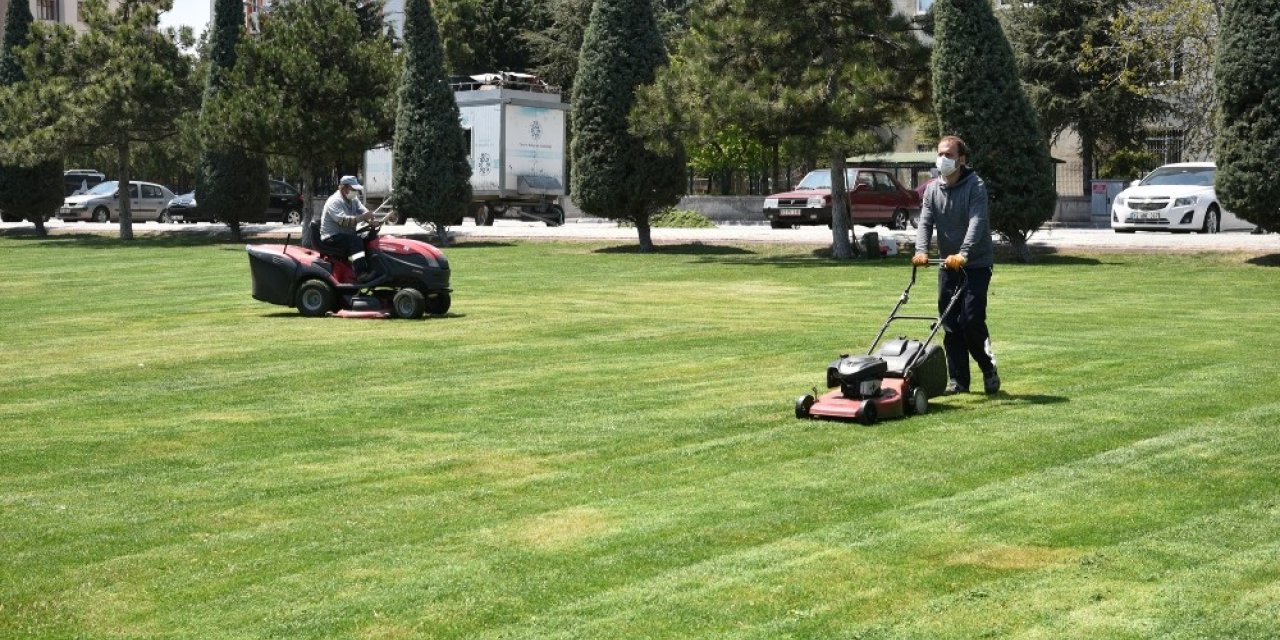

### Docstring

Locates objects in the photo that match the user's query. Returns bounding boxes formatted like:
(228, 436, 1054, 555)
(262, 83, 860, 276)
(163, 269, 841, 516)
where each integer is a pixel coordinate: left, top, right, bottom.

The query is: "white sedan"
(1111, 162, 1251, 234)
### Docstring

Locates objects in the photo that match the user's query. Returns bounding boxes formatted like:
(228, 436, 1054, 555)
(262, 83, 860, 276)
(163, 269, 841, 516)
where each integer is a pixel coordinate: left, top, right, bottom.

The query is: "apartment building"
(1, 0, 107, 36)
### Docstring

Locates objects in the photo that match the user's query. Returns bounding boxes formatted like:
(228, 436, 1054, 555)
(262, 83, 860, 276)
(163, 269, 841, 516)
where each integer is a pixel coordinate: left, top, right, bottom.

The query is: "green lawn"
(2, 234, 1279, 639)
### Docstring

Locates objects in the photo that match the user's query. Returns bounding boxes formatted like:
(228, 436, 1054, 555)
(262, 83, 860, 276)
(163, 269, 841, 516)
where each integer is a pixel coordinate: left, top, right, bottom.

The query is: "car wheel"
(858, 400, 878, 426)
(892, 209, 911, 230)
(92, 207, 110, 223)
(424, 291, 451, 315)
(383, 210, 402, 225)
(159, 209, 173, 224)
(1201, 206, 1220, 234)
(391, 288, 425, 319)
(295, 279, 336, 317)
(283, 210, 303, 225)
(795, 394, 815, 419)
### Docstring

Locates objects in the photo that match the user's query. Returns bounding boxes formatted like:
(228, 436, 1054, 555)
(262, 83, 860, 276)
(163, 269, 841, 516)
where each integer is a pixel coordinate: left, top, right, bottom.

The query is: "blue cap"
(339, 175, 363, 190)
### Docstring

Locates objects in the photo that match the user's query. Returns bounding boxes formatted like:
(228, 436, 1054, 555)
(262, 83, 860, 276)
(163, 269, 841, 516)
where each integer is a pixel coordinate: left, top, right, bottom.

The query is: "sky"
(158, 1, 212, 40)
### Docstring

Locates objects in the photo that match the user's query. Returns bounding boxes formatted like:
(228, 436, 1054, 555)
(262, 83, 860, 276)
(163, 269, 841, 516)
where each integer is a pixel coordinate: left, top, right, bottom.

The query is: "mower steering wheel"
(356, 219, 381, 238)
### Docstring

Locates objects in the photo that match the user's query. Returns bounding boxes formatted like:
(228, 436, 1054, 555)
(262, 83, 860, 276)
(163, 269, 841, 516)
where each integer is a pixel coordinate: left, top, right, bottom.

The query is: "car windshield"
(86, 181, 117, 196)
(794, 169, 857, 191)
(1140, 166, 1215, 187)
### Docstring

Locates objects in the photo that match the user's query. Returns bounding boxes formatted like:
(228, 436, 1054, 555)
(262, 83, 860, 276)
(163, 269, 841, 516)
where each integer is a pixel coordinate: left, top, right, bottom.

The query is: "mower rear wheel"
(296, 279, 336, 317)
(858, 400, 878, 426)
(795, 394, 815, 419)
(392, 288, 426, 319)
(909, 387, 928, 416)
(425, 291, 451, 315)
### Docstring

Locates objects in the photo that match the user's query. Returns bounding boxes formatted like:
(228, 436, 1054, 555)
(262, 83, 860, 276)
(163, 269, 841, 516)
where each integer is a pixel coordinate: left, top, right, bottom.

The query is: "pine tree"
(570, 0, 685, 252)
(933, 0, 1056, 263)
(393, 0, 472, 242)
(1214, 0, 1280, 232)
(0, 0, 63, 235)
(197, 0, 269, 242)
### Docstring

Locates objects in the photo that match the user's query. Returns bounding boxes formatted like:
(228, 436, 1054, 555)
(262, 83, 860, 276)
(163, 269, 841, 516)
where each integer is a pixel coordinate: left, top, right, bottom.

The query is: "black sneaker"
(945, 381, 969, 395)
(983, 369, 1001, 395)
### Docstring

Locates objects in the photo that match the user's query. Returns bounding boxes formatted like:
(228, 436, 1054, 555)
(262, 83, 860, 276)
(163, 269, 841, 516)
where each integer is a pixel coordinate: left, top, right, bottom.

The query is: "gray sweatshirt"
(915, 168, 993, 268)
(320, 190, 369, 239)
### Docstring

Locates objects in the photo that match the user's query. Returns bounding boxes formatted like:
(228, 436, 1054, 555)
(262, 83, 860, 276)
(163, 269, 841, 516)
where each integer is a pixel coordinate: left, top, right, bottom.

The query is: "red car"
(764, 168, 921, 230)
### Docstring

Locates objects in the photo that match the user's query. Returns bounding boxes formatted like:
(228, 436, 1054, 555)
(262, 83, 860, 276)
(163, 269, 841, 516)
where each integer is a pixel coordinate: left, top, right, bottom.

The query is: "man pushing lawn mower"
(913, 135, 1000, 396)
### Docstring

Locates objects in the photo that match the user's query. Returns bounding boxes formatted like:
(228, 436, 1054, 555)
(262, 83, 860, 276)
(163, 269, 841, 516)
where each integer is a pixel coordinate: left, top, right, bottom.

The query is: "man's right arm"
(323, 198, 363, 229)
(914, 183, 935, 259)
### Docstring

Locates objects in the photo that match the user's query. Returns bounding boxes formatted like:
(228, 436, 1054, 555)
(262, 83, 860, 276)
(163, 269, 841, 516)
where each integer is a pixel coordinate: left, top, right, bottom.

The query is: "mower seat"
(307, 224, 351, 263)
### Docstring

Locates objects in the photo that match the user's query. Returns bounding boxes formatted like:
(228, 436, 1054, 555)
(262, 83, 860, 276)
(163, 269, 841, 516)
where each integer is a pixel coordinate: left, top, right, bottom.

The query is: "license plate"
(170, 215, 183, 221)
(1136, 212, 1161, 221)
(779, 209, 802, 217)
(59, 207, 70, 214)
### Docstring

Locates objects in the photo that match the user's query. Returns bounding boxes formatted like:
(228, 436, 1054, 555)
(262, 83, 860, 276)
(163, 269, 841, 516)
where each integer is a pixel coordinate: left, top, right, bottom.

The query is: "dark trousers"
(938, 266, 996, 388)
(319, 232, 369, 274)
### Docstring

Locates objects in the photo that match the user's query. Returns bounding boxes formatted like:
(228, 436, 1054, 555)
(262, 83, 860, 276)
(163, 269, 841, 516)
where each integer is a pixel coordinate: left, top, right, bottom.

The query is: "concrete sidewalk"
(4, 218, 1277, 254)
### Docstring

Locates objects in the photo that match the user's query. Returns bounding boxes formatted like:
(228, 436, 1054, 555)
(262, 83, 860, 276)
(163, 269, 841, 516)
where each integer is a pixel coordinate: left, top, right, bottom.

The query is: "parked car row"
(55, 174, 306, 225)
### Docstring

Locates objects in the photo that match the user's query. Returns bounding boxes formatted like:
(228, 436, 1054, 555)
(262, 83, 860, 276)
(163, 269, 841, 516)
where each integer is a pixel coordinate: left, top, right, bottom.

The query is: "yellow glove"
(944, 254, 968, 270)
(911, 253, 929, 267)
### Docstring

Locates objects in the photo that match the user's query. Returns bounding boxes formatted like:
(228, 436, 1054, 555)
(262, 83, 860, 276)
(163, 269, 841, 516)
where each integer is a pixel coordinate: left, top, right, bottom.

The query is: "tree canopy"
(570, 0, 685, 253)
(201, 0, 399, 221)
(0, 0, 61, 234)
(1214, 0, 1280, 231)
(393, 0, 472, 241)
(934, 0, 1056, 263)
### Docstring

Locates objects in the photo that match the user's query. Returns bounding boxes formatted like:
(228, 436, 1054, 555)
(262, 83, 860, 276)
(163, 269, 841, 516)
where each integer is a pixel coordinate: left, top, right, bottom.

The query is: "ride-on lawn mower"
(795, 259, 965, 425)
(246, 218, 451, 320)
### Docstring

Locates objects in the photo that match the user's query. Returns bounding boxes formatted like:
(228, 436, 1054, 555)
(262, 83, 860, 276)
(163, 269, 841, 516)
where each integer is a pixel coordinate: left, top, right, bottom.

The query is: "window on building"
(917, 0, 934, 13)
(1146, 128, 1185, 165)
(37, 0, 59, 21)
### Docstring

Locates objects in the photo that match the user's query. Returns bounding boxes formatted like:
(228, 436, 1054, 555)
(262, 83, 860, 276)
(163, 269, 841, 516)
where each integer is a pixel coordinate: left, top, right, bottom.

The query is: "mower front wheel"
(795, 394, 815, 419)
(908, 387, 928, 416)
(296, 279, 336, 317)
(425, 291, 451, 315)
(392, 288, 426, 319)
(858, 400, 878, 426)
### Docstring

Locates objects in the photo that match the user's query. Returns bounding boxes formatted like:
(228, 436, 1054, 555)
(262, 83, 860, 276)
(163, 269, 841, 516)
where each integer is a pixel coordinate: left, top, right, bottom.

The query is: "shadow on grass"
(594, 242, 756, 256)
(988, 393, 1069, 406)
(1, 232, 245, 249)
(259, 311, 467, 320)
(1246, 254, 1280, 268)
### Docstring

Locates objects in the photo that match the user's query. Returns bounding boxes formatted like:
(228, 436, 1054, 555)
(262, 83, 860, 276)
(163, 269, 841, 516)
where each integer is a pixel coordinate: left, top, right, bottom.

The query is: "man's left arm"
(959, 181, 990, 260)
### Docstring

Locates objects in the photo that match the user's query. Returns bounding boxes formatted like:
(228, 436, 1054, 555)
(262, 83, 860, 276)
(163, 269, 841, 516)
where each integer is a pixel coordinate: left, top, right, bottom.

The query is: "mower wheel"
(296, 279, 336, 317)
(425, 291, 451, 315)
(909, 387, 928, 416)
(392, 288, 426, 319)
(858, 400, 878, 426)
(795, 394, 815, 419)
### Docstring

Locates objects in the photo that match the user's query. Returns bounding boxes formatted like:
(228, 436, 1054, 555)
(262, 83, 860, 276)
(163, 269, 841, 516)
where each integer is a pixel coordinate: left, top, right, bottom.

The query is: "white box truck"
(364, 72, 569, 227)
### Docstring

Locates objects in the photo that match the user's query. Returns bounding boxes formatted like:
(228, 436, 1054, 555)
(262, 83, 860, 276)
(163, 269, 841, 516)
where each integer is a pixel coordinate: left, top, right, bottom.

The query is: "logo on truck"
(477, 153, 492, 176)
(530, 121, 542, 141)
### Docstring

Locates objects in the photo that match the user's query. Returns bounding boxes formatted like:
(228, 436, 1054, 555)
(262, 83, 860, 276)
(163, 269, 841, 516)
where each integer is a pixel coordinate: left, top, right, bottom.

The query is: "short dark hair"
(939, 135, 969, 158)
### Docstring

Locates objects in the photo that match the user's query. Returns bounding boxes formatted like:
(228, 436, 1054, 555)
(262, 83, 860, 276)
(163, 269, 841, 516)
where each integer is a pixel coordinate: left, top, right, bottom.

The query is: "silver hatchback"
(59, 180, 177, 223)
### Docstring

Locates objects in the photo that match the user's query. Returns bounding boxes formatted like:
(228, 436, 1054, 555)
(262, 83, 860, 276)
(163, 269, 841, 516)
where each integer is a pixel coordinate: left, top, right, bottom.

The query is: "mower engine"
(827, 355, 889, 399)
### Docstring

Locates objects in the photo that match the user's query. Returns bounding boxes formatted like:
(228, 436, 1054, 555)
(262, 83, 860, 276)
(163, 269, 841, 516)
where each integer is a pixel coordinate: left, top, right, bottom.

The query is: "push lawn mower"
(795, 259, 965, 425)
(246, 218, 451, 320)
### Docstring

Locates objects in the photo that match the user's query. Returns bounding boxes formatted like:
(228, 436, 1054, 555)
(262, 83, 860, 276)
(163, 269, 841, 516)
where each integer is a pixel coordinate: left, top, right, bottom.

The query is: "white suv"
(1111, 162, 1250, 234)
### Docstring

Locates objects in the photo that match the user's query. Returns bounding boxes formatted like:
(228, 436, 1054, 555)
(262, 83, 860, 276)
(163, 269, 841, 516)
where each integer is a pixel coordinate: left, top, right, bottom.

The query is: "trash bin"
(861, 231, 880, 258)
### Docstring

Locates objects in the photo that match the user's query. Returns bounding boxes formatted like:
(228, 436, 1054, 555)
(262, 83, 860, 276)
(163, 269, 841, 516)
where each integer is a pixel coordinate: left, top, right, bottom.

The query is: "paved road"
(4, 218, 1277, 254)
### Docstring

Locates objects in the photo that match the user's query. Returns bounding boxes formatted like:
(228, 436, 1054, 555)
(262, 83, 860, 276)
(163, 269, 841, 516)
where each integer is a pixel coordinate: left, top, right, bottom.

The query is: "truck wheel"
(425, 291, 451, 315)
(383, 209, 402, 225)
(392, 288, 426, 319)
(296, 279, 335, 317)
(547, 205, 564, 227)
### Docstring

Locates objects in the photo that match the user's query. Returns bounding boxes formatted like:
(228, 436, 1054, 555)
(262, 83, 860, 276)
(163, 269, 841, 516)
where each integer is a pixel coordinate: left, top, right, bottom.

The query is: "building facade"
(1, 0, 105, 37)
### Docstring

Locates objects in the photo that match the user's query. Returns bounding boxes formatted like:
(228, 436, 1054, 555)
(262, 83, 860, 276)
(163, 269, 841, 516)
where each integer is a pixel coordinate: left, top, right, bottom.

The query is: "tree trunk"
(227, 219, 243, 242)
(32, 214, 46, 237)
(116, 142, 134, 241)
(299, 166, 315, 247)
(1008, 230, 1034, 263)
(1080, 129, 1095, 198)
(635, 214, 654, 253)
(829, 150, 855, 259)
(771, 141, 780, 195)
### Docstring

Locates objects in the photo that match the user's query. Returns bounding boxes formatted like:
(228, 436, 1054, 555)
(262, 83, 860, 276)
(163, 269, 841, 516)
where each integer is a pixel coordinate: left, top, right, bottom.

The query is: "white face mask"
(936, 155, 958, 177)
(344, 189, 359, 202)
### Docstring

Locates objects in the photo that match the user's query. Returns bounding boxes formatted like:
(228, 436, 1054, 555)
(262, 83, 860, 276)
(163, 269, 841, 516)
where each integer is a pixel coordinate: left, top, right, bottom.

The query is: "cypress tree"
(393, 0, 471, 243)
(570, 0, 685, 252)
(197, 0, 268, 242)
(0, 0, 62, 236)
(1214, 0, 1280, 232)
(933, 0, 1056, 263)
